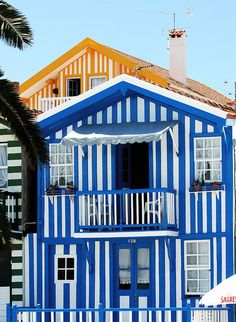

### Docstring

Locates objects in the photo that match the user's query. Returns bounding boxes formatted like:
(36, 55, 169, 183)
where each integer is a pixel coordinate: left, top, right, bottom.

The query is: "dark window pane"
(67, 258, 74, 268)
(58, 270, 65, 280)
(67, 270, 74, 280)
(58, 258, 65, 268)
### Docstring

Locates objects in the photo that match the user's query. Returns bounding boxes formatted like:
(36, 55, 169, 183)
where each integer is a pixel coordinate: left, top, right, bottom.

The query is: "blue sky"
(1, 0, 236, 97)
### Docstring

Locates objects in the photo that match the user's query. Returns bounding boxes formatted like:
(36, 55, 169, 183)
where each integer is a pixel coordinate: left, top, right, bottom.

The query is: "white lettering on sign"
(128, 239, 136, 244)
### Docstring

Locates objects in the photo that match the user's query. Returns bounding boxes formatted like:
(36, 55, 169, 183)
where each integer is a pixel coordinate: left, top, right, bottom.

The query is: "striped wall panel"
(23, 234, 231, 314)
(11, 242, 23, 306)
(43, 95, 228, 237)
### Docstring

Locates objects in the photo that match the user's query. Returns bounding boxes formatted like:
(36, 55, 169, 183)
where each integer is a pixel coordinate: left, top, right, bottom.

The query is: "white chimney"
(169, 29, 187, 85)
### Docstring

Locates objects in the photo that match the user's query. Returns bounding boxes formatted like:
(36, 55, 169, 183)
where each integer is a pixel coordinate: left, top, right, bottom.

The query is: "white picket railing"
(38, 96, 72, 112)
(78, 188, 176, 230)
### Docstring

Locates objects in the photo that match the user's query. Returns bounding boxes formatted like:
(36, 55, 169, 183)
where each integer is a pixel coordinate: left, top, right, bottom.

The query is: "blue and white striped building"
(22, 74, 235, 321)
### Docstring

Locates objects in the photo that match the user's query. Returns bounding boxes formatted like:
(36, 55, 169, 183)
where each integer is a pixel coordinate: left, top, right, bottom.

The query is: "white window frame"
(184, 240, 210, 295)
(89, 76, 106, 89)
(66, 77, 81, 97)
(194, 136, 222, 182)
(49, 143, 74, 188)
(55, 255, 76, 283)
(0, 144, 8, 189)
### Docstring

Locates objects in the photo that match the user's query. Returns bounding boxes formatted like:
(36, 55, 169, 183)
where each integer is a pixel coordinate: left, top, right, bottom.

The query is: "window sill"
(189, 184, 224, 193)
(45, 188, 77, 196)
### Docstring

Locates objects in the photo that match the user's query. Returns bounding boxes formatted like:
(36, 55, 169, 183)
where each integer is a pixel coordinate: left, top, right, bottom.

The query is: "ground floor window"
(184, 240, 210, 295)
(55, 255, 76, 282)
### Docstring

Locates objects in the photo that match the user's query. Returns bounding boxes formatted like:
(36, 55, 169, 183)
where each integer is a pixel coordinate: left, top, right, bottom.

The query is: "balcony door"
(113, 242, 154, 321)
(116, 142, 149, 190)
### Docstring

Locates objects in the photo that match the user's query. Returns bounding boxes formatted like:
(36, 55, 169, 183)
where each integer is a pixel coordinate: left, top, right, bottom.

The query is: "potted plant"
(65, 184, 76, 194)
(193, 179, 201, 191)
(46, 183, 60, 194)
(211, 181, 219, 189)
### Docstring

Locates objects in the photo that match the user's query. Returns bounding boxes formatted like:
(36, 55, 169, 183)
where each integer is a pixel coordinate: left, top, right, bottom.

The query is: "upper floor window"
(49, 144, 73, 187)
(67, 78, 81, 96)
(185, 240, 210, 295)
(194, 137, 222, 182)
(0, 144, 7, 189)
(90, 76, 106, 89)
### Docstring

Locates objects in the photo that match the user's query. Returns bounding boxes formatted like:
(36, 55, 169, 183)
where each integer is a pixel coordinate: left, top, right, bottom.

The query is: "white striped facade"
(23, 82, 234, 322)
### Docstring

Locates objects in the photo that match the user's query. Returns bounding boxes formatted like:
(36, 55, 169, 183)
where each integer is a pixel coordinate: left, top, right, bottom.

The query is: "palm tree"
(0, 1, 48, 250)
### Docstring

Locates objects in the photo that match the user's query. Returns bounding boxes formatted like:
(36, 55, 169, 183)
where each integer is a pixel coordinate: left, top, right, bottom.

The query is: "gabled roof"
(37, 74, 228, 137)
(21, 37, 234, 114)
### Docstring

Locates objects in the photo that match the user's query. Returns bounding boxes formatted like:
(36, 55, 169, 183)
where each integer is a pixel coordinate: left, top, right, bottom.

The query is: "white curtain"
(0, 146, 7, 188)
(137, 248, 150, 284)
(118, 248, 150, 284)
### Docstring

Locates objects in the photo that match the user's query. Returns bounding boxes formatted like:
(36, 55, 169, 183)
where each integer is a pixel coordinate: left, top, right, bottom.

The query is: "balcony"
(76, 188, 177, 232)
(38, 96, 72, 112)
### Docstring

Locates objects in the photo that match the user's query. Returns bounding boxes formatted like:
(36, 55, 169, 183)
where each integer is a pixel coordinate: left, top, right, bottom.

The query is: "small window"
(194, 137, 222, 182)
(0, 144, 7, 188)
(56, 256, 76, 282)
(67, 78, 81, 96)
(50, 144, 74, 187)
(185, 240, 210, 295)
(90, 76, 106, 89)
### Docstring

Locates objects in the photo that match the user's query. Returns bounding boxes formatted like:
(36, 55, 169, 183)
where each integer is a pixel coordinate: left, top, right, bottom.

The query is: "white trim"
(54, 254, 77, 284)
(72, 230, 179, 238)
(37, 74, 227, 123)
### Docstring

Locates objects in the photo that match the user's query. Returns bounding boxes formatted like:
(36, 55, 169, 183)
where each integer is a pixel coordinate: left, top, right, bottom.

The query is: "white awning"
(61, 121, 178, 147)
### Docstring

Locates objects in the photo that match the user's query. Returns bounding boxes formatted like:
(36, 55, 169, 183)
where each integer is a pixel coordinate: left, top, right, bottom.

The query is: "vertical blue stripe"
(197, 194, 203, 233)
(65, 196, 71, 237)
(130, 96, 137, 122)
(145, 99, 150, 122)
(92, 145, 97, 190)
(217, 238, 222, 284)
(121, 97, 126, 122)
(159, 240, 165, 307)
(178, 113, 186, 233)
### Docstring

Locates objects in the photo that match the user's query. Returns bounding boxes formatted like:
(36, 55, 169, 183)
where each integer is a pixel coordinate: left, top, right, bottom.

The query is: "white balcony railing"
(38, 96, 72, 112)
(77, 188, 176, 230)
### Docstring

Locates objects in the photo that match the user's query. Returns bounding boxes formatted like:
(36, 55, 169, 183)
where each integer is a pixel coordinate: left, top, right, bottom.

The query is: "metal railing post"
(11, 305, 17, 322)
(186, 303, 191, 322)
(99, 303, 104, 322)
(6, 303, 11, 322)
(36, 304, 41, 322)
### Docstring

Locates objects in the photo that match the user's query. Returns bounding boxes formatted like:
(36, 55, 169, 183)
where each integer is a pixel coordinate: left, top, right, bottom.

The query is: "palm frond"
(0, 0, 33, 49)
(0, 193, 11, 252)
(0, 77, 49, 168)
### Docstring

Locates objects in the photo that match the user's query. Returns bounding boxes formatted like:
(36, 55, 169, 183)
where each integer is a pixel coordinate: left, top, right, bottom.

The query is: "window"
(90, 76, 106, 89)
(50, 144, 73, 187)
(194, 137, 222, 182)
(0, 144, 7, 188)
(55, 256, 76, 282)
(67, 78, 81, 96)
(185, 240, 210, 295)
